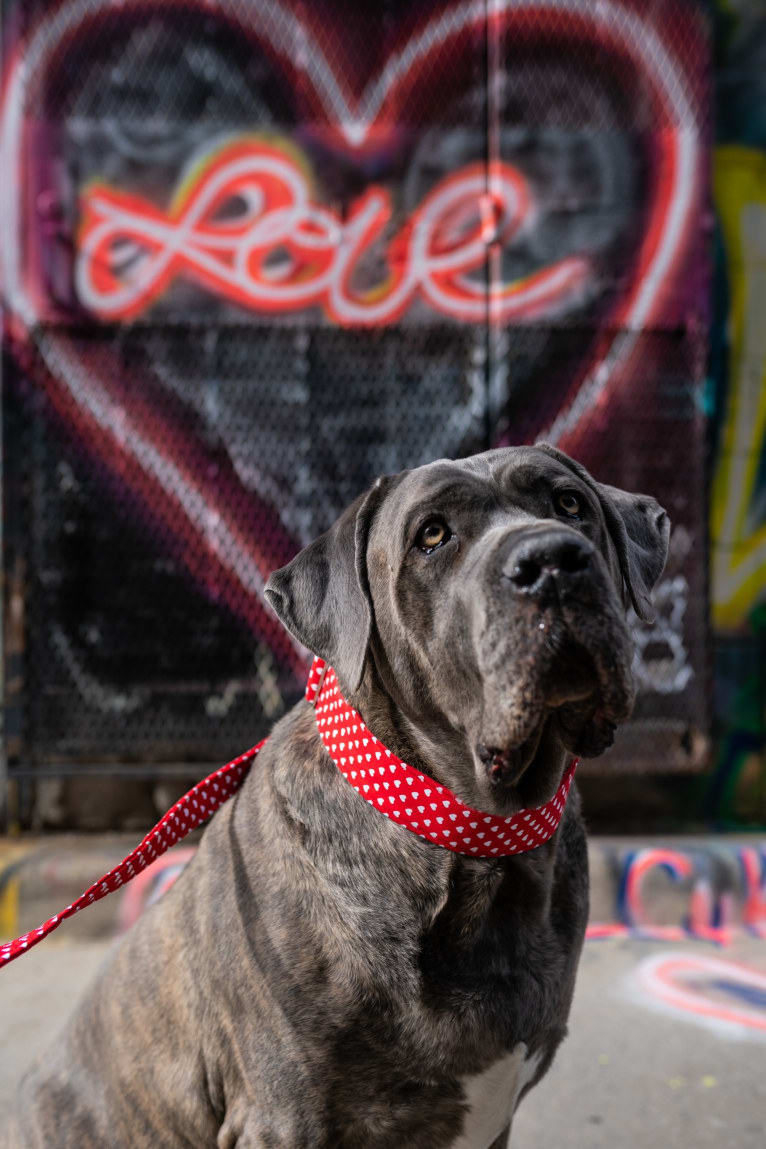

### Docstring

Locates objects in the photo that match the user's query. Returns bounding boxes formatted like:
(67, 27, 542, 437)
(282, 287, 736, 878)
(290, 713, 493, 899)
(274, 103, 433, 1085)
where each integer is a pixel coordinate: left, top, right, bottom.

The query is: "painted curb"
(1, 835, 765, 947)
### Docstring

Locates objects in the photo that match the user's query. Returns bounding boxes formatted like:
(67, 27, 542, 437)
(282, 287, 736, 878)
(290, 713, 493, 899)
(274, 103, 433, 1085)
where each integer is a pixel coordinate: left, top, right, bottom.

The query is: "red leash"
(0, 743, 263, 969)
(2, 659, 577, 968)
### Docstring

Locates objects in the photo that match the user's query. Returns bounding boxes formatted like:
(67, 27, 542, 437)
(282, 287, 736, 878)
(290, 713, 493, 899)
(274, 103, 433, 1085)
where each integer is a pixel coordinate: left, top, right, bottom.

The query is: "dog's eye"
(416, 520, 450, 552)
(555, 491, 581, 517)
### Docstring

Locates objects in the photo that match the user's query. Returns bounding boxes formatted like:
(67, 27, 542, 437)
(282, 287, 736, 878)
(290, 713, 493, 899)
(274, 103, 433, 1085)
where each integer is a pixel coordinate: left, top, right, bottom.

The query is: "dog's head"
(266, 446, 669, 811)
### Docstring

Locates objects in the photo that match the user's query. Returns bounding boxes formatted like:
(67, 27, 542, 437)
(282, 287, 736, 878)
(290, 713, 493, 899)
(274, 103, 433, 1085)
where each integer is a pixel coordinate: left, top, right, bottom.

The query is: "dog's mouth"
(475, 622, 634, 793)
(477, 725, 546, 789)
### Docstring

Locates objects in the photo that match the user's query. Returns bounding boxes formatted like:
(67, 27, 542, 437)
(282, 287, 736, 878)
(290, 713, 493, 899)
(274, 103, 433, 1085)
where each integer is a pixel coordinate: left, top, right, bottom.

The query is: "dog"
(5, 444, 669, 1148)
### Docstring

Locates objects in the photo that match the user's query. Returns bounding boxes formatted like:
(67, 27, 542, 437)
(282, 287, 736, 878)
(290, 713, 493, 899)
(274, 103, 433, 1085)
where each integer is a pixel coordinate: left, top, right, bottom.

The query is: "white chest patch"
(450, 1043, 543, 1149)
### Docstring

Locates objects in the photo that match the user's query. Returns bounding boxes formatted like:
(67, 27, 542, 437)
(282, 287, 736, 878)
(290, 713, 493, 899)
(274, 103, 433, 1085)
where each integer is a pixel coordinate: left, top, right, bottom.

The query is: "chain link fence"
(2, 0, 712, 825)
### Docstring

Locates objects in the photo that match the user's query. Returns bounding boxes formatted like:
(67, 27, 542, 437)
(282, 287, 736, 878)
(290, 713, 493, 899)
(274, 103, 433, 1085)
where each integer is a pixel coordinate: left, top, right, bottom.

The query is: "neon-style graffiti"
(77, 139, 587, 326)
(1, 0, 703, 395)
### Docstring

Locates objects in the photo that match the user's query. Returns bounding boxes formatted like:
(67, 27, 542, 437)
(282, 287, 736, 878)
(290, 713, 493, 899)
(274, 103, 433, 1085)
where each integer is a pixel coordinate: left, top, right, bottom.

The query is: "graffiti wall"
(708, 0, 766, 826)
(1, 0, 711, 790)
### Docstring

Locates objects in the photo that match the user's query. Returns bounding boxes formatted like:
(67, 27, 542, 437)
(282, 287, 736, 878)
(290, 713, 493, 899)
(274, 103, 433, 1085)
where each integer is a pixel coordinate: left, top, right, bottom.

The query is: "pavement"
(513, 934, 766, 1148)
(1, 832, 766, 1144)
(2, 932, 765, 1146)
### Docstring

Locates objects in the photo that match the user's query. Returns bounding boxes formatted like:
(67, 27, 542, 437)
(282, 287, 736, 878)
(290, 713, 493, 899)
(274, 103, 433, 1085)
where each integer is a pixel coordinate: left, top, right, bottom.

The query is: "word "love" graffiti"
(76, 137, 588, 326)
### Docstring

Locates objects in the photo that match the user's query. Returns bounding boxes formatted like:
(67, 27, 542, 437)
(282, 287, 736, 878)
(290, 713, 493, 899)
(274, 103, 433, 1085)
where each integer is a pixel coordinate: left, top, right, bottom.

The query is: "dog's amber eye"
(417, 521, 449, 551)
(555, 491, 581, 517)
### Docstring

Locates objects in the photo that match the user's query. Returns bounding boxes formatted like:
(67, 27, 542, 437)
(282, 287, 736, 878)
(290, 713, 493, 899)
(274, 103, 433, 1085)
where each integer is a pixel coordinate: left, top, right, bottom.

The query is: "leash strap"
(0, 742, 263, 969)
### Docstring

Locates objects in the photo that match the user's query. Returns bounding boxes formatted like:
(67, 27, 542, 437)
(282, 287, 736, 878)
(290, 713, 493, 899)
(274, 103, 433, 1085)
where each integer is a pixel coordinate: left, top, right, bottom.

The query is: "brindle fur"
(5, 446, 669, 1148)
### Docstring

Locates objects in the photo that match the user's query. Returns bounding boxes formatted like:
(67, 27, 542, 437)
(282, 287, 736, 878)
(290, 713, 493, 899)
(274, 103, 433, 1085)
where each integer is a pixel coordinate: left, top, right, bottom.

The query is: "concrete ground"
(1, 934, 764, 1146)
(513, 935, 766, 1149)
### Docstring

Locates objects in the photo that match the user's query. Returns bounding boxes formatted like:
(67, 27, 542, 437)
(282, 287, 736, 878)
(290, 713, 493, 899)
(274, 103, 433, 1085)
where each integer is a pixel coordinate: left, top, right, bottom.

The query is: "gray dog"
(5, 444, 669, 1148)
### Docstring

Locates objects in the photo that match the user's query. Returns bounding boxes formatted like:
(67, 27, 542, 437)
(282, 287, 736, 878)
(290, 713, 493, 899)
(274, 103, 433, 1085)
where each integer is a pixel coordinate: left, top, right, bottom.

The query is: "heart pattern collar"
(306, 658, 577, 857)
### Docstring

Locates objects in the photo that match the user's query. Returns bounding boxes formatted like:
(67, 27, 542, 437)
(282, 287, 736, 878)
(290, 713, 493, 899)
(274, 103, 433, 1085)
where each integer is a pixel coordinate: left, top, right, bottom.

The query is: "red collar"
(307, 658, 578, 858)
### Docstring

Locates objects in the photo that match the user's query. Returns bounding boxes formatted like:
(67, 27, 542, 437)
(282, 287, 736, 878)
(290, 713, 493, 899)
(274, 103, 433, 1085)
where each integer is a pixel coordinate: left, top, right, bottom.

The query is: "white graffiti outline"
(630, 576, 694, 695)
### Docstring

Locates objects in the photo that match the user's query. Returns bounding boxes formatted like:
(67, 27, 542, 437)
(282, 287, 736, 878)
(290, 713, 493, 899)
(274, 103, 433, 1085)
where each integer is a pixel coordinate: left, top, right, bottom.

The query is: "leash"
(0, 743, 262, 969)
(1, 659, 577, 969)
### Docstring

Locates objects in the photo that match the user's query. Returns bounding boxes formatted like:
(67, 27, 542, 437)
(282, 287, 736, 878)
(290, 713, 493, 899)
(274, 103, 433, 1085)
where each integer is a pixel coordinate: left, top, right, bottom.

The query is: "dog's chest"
(450, 1043, 542, 1149)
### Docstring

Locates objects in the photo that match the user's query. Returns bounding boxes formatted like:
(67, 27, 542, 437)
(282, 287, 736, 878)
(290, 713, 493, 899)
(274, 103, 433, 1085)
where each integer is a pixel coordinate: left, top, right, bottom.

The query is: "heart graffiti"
(0, 0, 704, 680)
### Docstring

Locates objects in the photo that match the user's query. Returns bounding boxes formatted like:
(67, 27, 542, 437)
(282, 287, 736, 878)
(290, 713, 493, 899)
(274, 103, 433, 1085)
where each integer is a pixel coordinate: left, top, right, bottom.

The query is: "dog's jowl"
(5, 446, 669, 1149)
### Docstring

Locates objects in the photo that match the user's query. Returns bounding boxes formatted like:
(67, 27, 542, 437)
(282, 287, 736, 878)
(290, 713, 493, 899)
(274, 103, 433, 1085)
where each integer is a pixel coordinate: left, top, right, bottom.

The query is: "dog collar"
(307, 657, 578, 858)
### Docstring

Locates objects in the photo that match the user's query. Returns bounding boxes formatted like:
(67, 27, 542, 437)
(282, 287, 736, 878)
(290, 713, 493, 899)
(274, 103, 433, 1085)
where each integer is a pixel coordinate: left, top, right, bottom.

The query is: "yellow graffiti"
(712, 145, 766, 629)
(0, 873, 19, 942)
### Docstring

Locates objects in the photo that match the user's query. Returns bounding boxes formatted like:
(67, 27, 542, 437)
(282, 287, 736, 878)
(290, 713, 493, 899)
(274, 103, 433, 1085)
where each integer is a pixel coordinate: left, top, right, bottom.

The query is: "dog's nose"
(504, 531, 592, 597)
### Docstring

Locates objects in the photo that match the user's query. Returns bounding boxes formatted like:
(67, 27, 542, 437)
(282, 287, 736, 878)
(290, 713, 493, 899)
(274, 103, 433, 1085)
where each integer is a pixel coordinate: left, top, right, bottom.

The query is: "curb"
(587, 836, 766, 943)
(2, 834, 765, 948)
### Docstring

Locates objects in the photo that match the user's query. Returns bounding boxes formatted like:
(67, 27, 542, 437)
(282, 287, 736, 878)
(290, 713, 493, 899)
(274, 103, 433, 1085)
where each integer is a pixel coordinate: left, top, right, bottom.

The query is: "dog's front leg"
(216, 1108, 324, 1149)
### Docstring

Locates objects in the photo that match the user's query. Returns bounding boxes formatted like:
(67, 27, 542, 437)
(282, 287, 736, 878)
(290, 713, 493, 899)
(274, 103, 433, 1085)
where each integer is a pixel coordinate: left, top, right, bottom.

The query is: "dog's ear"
(535, 443, 670, 622)
(264, 476, 393, 693)
(594, 480, 671, 621)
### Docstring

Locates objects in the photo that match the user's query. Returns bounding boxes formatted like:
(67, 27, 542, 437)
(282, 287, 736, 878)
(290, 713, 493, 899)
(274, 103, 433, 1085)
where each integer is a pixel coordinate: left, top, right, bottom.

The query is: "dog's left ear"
(594, 479, 670, 621)
(264, 476, 394, 694)
(535, 443, 670, 622)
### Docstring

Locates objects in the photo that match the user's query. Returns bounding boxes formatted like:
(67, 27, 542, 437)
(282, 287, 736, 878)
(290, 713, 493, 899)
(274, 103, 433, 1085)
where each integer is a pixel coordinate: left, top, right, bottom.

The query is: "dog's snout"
(504, 532, 592, 596)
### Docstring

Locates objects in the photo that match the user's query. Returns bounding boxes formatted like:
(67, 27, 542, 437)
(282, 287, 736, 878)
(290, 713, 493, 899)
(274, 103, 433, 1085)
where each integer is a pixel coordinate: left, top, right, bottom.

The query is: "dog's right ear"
(264, 476, 393, 696)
